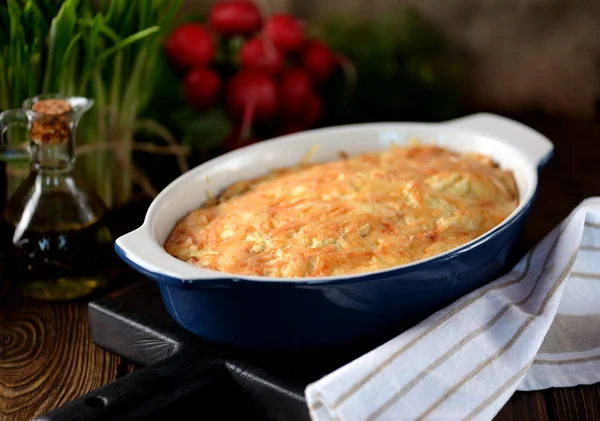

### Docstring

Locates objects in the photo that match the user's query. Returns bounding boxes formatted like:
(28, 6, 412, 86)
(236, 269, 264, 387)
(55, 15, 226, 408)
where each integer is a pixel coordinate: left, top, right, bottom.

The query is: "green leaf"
(121, 47, 148, 121)
(94, 26, 160, 64)
(7, 0, 25, 108)
(92, 68, 107, 111)
(174, 108, 233, 150)
(43, 0, 79, 92)
(62, 32, 82, 67)
(108, 50, 123, 113)
(79, 14, 101, 92)
(78, 18, 122, 43)
(28, 34, 44, 97)
(137, 50, 160, 111)
(59, 42, 77, 95)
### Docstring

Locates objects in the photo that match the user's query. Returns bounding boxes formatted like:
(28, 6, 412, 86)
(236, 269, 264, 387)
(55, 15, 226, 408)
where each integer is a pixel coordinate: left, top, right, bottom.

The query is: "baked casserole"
(164, 144, 518, 278)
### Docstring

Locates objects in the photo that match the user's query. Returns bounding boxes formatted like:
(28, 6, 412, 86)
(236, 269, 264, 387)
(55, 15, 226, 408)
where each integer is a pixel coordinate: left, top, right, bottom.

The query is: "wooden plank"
(0, 281, 135, 421)
(495, 391, 549, 421)
(547, 385, 600, 421)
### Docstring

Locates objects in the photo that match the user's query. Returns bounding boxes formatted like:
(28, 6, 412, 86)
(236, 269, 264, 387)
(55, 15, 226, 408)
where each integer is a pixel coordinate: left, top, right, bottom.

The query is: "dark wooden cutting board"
(35, 278, 396, 421)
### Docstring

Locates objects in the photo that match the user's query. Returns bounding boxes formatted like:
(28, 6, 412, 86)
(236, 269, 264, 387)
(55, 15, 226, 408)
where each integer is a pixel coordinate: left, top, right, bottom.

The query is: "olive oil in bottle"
(0, 94, 111, 300)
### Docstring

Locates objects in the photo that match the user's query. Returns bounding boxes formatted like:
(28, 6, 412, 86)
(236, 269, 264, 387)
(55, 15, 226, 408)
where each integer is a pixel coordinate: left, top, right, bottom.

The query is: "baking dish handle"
(115, 227, 226, 283)
(447, 113, 554, 171)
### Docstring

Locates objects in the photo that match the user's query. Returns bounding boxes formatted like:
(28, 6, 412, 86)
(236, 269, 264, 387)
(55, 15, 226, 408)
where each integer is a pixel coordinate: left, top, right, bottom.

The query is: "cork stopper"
(30, 99, 73, 144)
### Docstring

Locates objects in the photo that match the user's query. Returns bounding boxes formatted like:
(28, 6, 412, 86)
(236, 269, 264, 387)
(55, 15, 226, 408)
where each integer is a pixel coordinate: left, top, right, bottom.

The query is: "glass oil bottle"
(0, 94, 111, 300)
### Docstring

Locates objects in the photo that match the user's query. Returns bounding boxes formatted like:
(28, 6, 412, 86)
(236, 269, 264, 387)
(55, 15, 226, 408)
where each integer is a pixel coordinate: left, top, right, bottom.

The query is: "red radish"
(278, 67, 313, 118)
(208, 0, 262, 37)
(240, 37, 284, 74)
(300, 40, 337, 84)
(223, 125, 259, 151)
(301, 92, 323, 127)
(225, 70, 279, 122)
(264, 14, 305, 52)
(165, 24, 214, 69)
(184, 67, 221, 109)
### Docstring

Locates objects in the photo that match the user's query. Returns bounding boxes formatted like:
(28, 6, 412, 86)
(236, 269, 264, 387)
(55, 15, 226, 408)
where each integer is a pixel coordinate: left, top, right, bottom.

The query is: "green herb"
(0, 0, 184, 208)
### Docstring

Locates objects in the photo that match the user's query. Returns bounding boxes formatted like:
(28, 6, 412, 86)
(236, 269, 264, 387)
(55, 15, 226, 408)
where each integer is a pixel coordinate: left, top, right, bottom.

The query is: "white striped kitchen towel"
(305, 197, 600, 421)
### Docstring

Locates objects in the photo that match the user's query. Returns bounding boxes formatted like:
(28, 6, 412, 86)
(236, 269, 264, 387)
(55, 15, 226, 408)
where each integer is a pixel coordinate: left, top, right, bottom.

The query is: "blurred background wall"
(182, 0, 600, 119)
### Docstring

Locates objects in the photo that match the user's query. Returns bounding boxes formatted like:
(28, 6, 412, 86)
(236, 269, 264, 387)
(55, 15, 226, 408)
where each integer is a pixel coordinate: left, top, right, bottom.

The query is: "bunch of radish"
(164, 0, 342, 150)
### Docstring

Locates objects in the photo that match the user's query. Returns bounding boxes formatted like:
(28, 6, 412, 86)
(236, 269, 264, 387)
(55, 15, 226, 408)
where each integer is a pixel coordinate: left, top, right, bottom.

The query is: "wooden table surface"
(1, 114, 599, 421)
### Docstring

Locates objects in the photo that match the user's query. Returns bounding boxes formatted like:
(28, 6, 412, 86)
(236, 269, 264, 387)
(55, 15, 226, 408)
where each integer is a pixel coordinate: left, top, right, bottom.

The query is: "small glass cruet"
(0, 94, 111, 301)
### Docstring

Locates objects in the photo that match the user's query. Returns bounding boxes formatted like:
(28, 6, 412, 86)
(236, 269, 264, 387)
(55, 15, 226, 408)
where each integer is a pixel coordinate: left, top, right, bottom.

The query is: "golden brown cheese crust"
(164, 145, 519, 277)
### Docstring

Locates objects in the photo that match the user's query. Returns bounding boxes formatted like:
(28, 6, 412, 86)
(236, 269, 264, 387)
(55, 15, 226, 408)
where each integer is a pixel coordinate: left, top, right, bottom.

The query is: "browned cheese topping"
(165, 145, 519, 278)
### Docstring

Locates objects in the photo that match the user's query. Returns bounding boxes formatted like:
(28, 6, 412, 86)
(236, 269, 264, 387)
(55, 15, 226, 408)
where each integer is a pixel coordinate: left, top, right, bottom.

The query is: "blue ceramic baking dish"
(115, 113, 553, 349)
